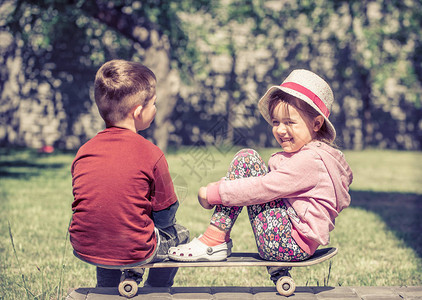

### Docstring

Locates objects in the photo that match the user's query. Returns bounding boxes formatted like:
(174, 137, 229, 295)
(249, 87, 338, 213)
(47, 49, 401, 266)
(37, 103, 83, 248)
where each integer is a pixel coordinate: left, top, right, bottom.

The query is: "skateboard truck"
(267, 266, 296, 296)
(118, 268, 144, 298)
(119, 265, 297, 298)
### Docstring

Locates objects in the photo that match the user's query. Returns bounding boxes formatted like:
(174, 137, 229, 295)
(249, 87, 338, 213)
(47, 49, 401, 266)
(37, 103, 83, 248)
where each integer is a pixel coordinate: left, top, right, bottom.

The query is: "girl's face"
(271, 102, 317, 153)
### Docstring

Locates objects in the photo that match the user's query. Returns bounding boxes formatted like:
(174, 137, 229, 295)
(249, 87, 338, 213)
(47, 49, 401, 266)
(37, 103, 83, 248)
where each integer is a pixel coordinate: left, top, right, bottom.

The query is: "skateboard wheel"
(276, 276, 295, 296)
(118, 278, 138, 298)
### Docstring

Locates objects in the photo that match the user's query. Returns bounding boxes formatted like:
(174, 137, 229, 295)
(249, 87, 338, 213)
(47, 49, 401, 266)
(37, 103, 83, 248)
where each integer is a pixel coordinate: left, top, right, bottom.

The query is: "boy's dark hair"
(94, 60, 156, 125)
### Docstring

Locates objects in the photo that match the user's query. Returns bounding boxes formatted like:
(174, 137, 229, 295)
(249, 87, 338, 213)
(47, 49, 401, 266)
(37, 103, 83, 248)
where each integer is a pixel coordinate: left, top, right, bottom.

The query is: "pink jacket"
(207, 141, 353, 255)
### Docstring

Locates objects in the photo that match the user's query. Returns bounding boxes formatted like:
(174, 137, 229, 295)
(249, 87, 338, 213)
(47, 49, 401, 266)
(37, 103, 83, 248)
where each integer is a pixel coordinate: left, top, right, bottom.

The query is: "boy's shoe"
(168, 236, 232, 262)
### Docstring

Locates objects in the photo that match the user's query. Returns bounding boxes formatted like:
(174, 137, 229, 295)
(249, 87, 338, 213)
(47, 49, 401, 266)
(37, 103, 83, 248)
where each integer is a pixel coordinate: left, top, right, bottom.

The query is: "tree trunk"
(84, 2, 179, 152)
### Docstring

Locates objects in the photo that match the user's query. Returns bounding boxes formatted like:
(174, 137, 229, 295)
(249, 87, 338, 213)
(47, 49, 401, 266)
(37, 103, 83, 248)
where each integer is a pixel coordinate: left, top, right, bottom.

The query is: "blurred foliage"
(0, 0, 421, 150)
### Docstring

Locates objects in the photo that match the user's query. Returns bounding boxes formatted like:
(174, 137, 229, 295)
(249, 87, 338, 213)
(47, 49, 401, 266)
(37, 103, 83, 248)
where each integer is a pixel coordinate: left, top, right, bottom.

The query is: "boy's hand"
(198, 186, 214, 209)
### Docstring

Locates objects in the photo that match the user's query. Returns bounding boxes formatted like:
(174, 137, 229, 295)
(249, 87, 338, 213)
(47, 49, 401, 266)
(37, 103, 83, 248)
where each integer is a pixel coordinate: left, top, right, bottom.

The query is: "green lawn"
(0, 147, 421, 299)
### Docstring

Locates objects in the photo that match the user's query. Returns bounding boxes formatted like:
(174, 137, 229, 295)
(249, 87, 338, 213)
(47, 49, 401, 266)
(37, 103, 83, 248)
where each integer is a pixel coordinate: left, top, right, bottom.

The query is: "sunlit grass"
(0, 147, 421, 299)
(344, 149, 421, 193)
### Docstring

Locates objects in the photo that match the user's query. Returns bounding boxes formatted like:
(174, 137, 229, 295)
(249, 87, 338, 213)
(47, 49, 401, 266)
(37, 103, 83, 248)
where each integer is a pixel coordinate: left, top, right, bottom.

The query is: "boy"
(69, 59, 189, 287)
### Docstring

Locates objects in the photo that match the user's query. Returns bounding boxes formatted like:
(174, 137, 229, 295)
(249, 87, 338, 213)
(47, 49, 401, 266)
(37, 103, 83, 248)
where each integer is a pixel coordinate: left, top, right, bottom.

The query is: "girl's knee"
(234, 148, 260, 158)
(227, 148, 267, 178)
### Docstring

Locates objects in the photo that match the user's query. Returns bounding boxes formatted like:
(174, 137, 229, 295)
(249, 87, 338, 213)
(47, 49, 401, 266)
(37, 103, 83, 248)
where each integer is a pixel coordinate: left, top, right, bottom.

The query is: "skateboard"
(118, 247, 337, 298)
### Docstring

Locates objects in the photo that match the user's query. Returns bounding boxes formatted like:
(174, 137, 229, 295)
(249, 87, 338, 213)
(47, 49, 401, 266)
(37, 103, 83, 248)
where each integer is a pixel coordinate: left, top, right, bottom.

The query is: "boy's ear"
(133, 105, 143, 120)
(313, 115, 324, 132)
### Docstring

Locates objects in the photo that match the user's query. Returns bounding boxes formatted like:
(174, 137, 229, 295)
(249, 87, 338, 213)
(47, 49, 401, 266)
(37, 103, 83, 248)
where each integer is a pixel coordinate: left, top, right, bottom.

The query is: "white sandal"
(168, 236, 233, 262)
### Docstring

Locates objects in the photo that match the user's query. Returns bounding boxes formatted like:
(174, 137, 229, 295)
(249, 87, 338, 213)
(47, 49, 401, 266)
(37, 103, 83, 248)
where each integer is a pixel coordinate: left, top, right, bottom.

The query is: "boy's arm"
(152, 200, 179, 230)
(151, 154, 179, 237)
(151, 154, 178, 211)
(152, 200, 179, 240)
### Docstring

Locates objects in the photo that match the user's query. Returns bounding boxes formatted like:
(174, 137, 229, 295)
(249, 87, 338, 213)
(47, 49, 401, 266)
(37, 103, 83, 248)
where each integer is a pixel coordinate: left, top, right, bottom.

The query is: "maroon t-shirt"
(69, 127, 177, 266)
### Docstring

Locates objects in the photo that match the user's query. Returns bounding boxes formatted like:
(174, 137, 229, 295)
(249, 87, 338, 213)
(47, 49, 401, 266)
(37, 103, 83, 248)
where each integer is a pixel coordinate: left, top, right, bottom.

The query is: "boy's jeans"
(96, 224, 189, 287)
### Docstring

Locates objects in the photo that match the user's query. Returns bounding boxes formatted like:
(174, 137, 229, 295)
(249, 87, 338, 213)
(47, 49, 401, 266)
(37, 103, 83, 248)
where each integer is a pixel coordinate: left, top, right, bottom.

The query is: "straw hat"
(258, 69, 336, 142)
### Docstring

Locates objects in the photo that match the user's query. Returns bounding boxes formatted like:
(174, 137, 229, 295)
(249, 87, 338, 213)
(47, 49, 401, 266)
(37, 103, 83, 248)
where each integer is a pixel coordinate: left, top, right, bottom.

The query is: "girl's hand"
(198, 186, 214, 209)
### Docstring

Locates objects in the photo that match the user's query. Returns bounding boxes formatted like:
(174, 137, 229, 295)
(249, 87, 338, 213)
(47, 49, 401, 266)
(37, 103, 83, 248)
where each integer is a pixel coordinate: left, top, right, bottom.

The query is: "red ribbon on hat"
(281, 82, 330, 117)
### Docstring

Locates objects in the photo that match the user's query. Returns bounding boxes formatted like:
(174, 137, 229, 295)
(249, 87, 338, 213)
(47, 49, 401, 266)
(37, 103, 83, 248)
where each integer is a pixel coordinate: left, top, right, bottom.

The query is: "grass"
(0, 146, 421, 299)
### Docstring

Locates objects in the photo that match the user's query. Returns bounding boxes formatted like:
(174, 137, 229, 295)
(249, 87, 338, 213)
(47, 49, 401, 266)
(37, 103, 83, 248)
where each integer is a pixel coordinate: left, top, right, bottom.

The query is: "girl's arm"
(198, 186, 213, 209)
(207, 150, 323, 207)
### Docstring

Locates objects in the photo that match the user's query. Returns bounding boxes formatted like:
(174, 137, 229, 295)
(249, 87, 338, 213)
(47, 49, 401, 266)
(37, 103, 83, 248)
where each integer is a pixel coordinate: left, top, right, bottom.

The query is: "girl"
(169, 69, 353, 262)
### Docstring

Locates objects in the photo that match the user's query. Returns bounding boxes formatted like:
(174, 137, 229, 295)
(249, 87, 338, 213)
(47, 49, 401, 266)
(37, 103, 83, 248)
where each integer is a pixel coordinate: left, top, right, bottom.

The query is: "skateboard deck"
(143, 246, 337, 268)
(118, 247, 337, 298)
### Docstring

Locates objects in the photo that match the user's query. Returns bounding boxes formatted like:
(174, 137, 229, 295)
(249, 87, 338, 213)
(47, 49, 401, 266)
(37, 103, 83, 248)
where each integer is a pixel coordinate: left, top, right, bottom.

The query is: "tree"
(1, 0, 421, 150)
(1, 0, 210, 151)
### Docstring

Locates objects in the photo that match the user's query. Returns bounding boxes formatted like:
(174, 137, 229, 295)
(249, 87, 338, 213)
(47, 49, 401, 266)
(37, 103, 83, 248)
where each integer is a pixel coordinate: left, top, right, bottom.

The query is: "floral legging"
(210, 149, 310, 261)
